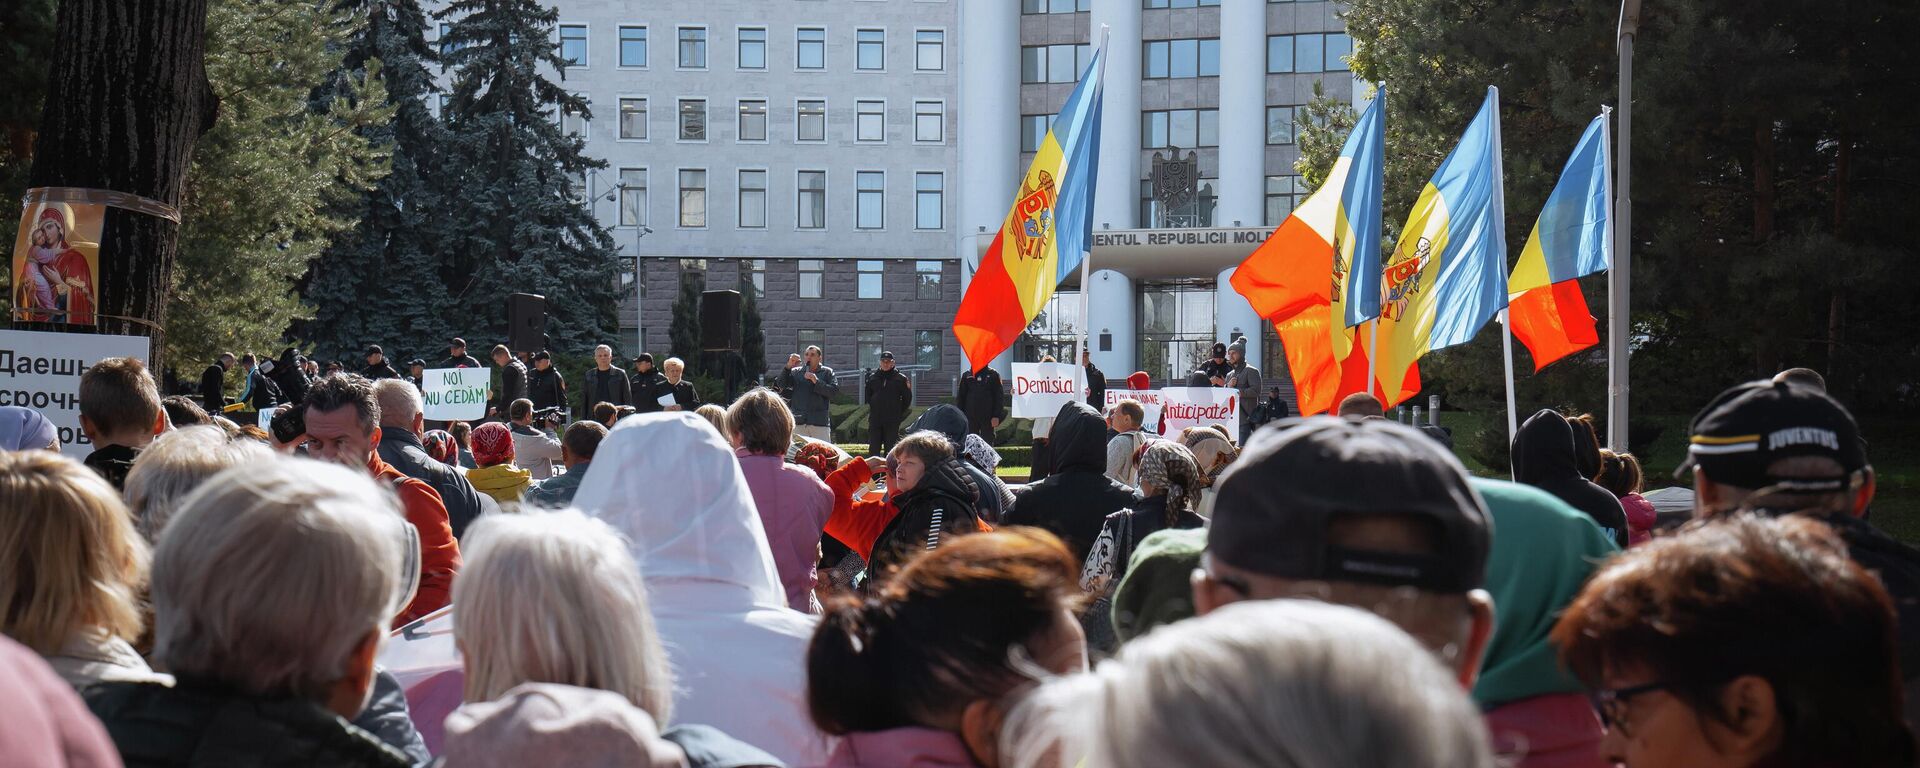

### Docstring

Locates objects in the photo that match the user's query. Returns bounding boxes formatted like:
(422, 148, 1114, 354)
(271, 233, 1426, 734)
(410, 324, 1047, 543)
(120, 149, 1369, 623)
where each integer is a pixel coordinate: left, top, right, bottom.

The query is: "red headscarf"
(470, 422, 515, 467)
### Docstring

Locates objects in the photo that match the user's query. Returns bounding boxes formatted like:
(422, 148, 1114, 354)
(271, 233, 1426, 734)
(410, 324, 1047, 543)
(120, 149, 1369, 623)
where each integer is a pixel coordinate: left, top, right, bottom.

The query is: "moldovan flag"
(1507, 113, 1610, 370)
(1230, 91, 1414, 415)
(953, 46, 1104, 370)
(1370, 87, 1510, 406)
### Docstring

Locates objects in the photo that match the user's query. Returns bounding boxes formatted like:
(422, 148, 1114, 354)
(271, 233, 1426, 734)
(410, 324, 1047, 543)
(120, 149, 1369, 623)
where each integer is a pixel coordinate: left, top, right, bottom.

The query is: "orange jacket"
(824, 459, 991, 563)
(372, 454, 461, 626)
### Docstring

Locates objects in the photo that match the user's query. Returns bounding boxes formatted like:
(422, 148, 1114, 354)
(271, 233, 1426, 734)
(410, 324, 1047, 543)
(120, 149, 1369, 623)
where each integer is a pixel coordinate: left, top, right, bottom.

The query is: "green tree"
(739, 285, 766, 385)
(667, 270, 703, 376)
(0, 0, 58, 319)
(435, 0, 620, 352)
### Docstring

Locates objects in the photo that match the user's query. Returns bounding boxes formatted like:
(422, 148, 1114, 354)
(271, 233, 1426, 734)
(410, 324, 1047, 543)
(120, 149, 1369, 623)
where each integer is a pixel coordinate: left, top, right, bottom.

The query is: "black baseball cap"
(532, 350, 551, 362)
(633, 353, 654, 364)
(450, 338, 467, 349)
(1677, 379, 1867, 492)
(365, 345, 383, 356)
(879, 350, 895, 361)
(1208, 417, 1491, 593)
(407, 358, 426, 368)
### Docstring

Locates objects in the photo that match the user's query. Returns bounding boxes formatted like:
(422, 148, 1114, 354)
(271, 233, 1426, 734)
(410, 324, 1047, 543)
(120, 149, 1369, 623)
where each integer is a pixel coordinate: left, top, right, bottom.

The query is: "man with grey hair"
(124, 424, 274, 541)
(788, 345, 838, 442)
(374, 377, 486, 539)
(83, 458, 422, 768)
(580, 344, 632, 416)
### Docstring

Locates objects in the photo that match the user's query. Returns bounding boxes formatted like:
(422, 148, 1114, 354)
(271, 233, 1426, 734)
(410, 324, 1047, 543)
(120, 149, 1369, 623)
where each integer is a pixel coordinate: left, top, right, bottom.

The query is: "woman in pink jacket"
(1598, 450, 1658, 546)
(728, 388, 835, 612)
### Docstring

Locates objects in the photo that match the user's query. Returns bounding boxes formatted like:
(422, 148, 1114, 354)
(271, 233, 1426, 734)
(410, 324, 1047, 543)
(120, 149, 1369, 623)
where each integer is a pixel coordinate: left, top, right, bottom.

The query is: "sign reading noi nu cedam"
(421, 367, 491, 421)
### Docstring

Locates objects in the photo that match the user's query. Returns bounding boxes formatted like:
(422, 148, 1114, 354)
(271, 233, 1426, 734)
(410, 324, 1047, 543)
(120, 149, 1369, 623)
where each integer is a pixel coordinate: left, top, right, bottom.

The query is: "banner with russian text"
(1011, 362, 1086, 418)
(0, 329, 149, 457)
(421, 368, 491, 421)
(1158, 386, 1239, 433)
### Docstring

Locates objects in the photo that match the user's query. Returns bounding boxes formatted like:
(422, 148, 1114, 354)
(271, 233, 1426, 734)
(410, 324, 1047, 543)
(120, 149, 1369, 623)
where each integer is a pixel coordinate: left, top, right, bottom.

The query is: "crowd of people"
(3, 338, 1918, 767)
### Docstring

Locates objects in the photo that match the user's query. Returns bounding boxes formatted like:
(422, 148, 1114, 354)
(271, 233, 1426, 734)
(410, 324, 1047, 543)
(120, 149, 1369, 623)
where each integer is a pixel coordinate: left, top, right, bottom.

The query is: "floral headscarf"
(470, 422, 516, 467)
(1137, 441, 1203, 519)
(1179, 427, 1239, 485)
(962, 432, 1001, 471)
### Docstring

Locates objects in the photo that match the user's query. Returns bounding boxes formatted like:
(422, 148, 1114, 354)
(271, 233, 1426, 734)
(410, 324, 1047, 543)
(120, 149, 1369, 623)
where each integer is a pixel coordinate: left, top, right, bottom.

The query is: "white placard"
(1159, 386, 1240, 433)
(1103, 388, 1163, 432)
(1010, 362, 1085, 418)
(421, 367, 491, 421)
(0, 330, 150, 458)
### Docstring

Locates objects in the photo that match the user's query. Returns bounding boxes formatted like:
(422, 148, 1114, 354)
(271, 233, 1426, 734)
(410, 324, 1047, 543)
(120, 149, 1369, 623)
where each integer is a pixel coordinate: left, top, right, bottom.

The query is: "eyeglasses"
(1590, 681, 1671, 737)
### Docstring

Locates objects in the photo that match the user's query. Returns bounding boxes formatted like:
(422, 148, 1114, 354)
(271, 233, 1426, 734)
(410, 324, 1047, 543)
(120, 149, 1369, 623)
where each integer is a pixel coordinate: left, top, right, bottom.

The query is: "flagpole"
(1076, 24, 1109, 374)
(1502, 309, 1519, 453)
(1610, 2, 1638, 451)
(1363, 84, 1386, 393)
(1488, 86, 1518, 451)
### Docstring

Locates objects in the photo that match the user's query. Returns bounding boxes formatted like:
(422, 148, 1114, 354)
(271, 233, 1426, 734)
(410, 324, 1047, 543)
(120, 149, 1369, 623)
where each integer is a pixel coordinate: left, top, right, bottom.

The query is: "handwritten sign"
(0, 329, 149, 458)
(1159, 387, 1239, 433)
(422, 367, 490, 421)
(1103, 388, 1163, 432)
(1010, 362, 1085, 418)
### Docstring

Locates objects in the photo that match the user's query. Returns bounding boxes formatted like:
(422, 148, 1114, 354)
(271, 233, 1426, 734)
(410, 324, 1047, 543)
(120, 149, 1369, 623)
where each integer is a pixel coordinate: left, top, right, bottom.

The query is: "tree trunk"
(1828, 132, 1851, 396)
(1750, 119, 1777, 373)
(26, 0, 218, 373)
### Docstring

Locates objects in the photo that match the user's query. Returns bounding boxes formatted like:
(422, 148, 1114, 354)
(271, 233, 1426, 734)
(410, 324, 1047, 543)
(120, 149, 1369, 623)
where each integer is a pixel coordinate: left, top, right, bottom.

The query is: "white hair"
(373, 377, 424, 430)
(150, 457, 413, 701)
(661, 357, 685, 371)
(594, 344, 613, 355)
(124, 425, 274, 541)
(454, 508, 676, 725)
(1003, 600, 1496, 768)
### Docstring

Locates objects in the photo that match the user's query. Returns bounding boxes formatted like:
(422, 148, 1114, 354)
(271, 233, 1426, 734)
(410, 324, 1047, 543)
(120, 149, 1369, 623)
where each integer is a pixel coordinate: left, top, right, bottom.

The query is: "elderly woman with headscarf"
(465, 421, 529, 505)
(572, 412, 832, 767)
(0, 405, 58, 452)
(1078, 440, 1208, 653)
(1177, 426, 1239, 516)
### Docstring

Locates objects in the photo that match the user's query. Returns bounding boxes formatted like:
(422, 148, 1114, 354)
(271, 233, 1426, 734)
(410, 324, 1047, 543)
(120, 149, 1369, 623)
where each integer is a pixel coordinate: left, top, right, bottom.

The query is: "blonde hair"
(454, 509, 675, 724)
(694, 404, 730, 442)
(0, 450, 149, 653)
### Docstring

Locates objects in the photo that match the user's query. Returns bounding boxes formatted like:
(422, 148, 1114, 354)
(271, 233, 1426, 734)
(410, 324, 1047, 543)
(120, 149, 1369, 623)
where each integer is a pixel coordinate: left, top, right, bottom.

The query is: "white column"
(1216, 266, 1262, 370)
(1090, 0, 1141, 229)
(1216, 0, 1267, 227)
(957, 1, 1020, 375)
(1087, 269, 1136, 378)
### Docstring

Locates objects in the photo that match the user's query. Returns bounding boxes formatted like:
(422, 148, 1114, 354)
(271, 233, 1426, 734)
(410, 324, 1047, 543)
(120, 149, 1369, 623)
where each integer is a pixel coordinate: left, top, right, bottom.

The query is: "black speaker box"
(700, 290, 743, 351)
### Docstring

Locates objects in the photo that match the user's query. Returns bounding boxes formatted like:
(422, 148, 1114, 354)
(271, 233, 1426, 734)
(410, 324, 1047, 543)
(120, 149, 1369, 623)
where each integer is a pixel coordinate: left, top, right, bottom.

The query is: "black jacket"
(1513, 409, 1629, 548)
(526, 366, 566, 412)
(1084, 361, 1107, 406)
(200, 363, 227, 414)
(1197, 358, 1232, 384)
(1005, 401, 1144, 564)
(867, 456, 982, 583)
(378, 429, 485, 540)
(631, 369, 670, 413)
(85, 680, 412, 768)
(1823, 513, 1920, 709)
(955, 368, 1005, 437)
(581, 366, 633, 414)
(908, 405, 1011, 523)
(244, 369, 283, 411)
(84, 444, 140, 491)
(270, 349, 309, 406)
(492, 359, 528, 415)
(664, 378, 699, 410)
(866, 368, 912, 425)
(438, 353, 484, 369)
(362, 362, 400, 381)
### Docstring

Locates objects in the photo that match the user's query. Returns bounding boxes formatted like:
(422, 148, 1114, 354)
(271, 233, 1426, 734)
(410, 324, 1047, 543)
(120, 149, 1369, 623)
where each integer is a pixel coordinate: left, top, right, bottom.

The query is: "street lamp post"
(632, 225, 653, 357)
(1609, 0, 1641, 451)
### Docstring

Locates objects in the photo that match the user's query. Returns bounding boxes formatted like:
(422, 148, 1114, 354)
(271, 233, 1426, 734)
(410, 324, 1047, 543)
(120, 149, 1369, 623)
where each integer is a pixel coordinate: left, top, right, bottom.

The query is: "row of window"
(728, 259, 944, 303)
(798, 328, 943, 371)
(1022, 35, 1345, 84)
(561, 97, 946, 145)
(552, 23, 945, 72)
(613, 169, 946, 231)
(1024, 0, 1311, 10)
(1268, 33, 1352, 74)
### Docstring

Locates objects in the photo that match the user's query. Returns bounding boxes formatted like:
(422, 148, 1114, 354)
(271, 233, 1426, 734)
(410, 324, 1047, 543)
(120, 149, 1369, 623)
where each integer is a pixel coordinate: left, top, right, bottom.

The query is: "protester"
(158, 395, 210, 430)
(954, 365, 1005, 441)
(789, 346, 838, 441)
(695, 403, 729, 441)
(125, 424, 273, 541)
(1192, 417, 1495, 688)
(631, 353, 670, 414)
(809, 529, 1085, 767)
(1597, 449, 1657, 546)
(0, 404, 59, 451)
(1513, 409, 1630, 547)
(865, 351, 913, 457)
(422, 429, 457, 466)
(85, 459, 421, 768)
(1223, 336, 1262, 443)
(1005, 600, 1497, 768)
(442, 683, 778, 768)
(448, 420, 478, 469)
(0, 634, 125, 767)
(1081, 348, 1105, 407)
(775, 352, 803, 403)
(288, 373, 459, 624)
(580, 344, 633, 416)
(1027, 355, 1061, 483)
(1102, 399, 1152, 487)
(1197, 341, 1232, 387)
(263, 349, 307, 406)
(239, 353, 284, 412)
(440, 338, 484, 370)
(79, 357, 168, 490)
(1554, 514, 1915, 767)
(905, 404, 1012, 523)
(727, 389, 832, 612)
(363, 345, 400, 380)
(962, 433, 1001, 475)
(405, 359, 426, 392)
(824, 431, 987, 587)
(466, 421, 530, 505)
(488, 345, 527, 420)
(1108, 528, 1207, 644)
(1176, 426, 1238, 514)
(1078, 441, 1206, 653)
(525, 421, 606, 509)
(1568, 413, 1604, 480)
(0, 450, 165, 689)
(507, 399, 563, 481)
(1335, 391, 1385, 418)
(200, 352, 234, 415)
(1007, 401, 1143, 564)
(592, 401, 620, 428)
(374, 379, 485, 540)
(573, 413, 831, 766)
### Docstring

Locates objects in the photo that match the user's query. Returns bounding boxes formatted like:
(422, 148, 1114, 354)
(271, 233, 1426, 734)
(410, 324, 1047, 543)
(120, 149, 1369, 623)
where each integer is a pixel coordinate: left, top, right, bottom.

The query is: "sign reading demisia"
(1103, 389, 1163, 433)
(422, 367, 490, 421)
(1158, 387, 1239, 433)
(1010, 362, 1086, 418)
(0, 329, 149, 458)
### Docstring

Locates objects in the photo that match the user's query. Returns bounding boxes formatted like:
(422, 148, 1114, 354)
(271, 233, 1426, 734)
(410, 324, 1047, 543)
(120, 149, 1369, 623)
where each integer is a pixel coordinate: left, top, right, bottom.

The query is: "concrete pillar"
(1090, 0, 1141, 229)
(1087, 269, 1136, 380)
(1216, 0, 1267, 227)
(1216, 266, 1262, 371)
(957, 2, 1020, 375)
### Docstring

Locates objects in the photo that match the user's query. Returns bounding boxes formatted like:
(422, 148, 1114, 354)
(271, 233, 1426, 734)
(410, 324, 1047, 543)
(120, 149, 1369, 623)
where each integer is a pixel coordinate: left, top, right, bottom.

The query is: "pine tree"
(435, 0, 620, 353)
(667, 271, 703, 376)
(302, 0, 449, 364)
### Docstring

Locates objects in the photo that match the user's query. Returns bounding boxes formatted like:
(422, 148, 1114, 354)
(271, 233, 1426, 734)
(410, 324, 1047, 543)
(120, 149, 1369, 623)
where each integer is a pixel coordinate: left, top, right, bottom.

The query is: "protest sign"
(422, 367, 490, 421)
(0, 329, 149, 457)
(1159, 386, 1239, 433)
(1103, 388, 1163, 432)
(1010, 362, 1085, 418)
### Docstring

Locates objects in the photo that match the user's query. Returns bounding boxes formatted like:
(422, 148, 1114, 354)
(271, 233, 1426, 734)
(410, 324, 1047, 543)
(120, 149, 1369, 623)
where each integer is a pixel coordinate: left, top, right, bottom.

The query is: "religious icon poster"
(11, 200, 103, 326)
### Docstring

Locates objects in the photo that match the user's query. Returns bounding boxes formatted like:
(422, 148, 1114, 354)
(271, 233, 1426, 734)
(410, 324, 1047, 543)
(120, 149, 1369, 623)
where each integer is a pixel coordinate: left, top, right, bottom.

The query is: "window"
(915, 172, 943, 230)
(913, 101, 943, 142)
(678, 98, 706, 141)
(1268, 33, 1350, 73)
(1141, 177, 1216, 228)
(915, 261, 943, 300)
(1141, 109, 1219, 148)
(559, 24, 587, 67)
(1326, 33, 1353, 71)
(799, 261, 825, 299)
(916, 30, 944, 71)
(560, 107, 587, 140)
(857, 29, 884, 70)
(1020, 114, 1051, 152)
(737, 99, 767, 141)
(677, 27, 707, 68)
(857, 261, 884, 299)
(618, 168, 647, 227)
(797, 171, 826, 229)
(857, 330, 884, 370)
(1021, 44, 1091, 84)
(1266, 175, 1303, 226)
(1023, 0, 1092, 12)
(438, 22, 467, 57)
(798, 328, 825, 352)
(796, 100, 826, 142)
(797, 27, 825, 69)
(618, 26, 647, 67)
(914, 330, 941, 368)
(1266, 35, 1293, 73)
(738, 170, 767, 228)
(1144, 0, 1221, 7)
(745, 259, 767, 299)
(856, 100, 884, 142)
(678, 169, 707, 227)
(737, 27, 766, 69)
(619, 97, 647, 140)
(856, 172, 884, 230)
(1143, 38, 1219, 79)
(1049, 43, 1079, 82)
(1138, 283, 1218, 382)
(1267, 105, 1303, 145)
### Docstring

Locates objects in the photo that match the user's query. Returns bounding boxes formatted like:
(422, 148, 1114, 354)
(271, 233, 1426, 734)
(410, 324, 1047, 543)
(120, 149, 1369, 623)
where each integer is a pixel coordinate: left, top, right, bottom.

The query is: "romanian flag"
(953, 47, 1104, 370)
(1370, 87, 1511, 406)
(1230, 91, 1414, 415)
(1508, 113, 1611, 370)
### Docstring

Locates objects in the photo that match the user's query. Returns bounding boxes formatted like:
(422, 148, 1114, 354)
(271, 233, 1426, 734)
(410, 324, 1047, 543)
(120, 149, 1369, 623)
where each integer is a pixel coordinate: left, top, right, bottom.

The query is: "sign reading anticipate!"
(1158, 386, 1239, 433)
(1010, 362, 1085, 418)
(422, 367, 490, 421)
(0, 329, 149, 458)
